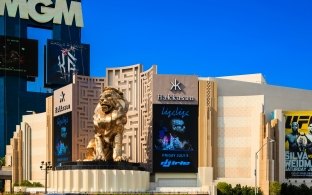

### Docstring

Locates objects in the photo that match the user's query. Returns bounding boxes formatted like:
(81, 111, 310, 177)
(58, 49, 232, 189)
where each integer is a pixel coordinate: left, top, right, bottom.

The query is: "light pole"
(255, 138, 275, 195)
(40, 161, 53, 194)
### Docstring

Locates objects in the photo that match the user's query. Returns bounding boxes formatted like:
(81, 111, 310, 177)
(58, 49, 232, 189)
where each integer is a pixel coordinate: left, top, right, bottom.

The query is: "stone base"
(50, 161, 150, 193)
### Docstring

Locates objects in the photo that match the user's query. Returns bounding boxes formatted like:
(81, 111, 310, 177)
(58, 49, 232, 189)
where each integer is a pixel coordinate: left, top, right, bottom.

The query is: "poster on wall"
(153, 104, 198, 173)
(0, 36, 38, 78)
(45, 39, 90, 87)
(284, 111, 312, 178)
(53, 112, 72, 166)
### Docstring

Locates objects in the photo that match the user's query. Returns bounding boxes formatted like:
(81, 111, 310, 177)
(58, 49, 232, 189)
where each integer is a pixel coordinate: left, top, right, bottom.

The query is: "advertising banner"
(284, 111, 312, 178)
(153, 104, 198, 172)
(0, 36, 38, 78)
(45, 39, 90, 87)
(53, 112, 72, 167)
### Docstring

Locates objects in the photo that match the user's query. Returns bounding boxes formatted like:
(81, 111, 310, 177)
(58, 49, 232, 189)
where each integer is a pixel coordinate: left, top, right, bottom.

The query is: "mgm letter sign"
(0, 0, 84, 27)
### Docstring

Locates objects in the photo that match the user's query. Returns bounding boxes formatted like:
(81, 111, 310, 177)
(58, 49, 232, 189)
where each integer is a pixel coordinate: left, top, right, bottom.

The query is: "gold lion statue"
(84, 87, 129, 161)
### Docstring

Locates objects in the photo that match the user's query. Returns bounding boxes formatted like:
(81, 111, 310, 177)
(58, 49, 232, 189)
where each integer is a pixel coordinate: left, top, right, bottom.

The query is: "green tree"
(270, 181, 281, 195)
(217, 182, 232, 195)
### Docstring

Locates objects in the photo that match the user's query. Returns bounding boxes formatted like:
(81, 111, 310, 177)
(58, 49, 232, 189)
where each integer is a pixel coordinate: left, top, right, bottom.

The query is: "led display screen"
(284, 111, 312, 178)
(153, 104, 198, 172)
(45, 39, 90, 87)
(53, 112, 72, 166)
(0, 36, 38, 78)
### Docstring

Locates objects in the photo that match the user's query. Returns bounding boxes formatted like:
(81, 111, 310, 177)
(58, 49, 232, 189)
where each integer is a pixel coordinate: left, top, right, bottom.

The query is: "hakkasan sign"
(284, 111, 312, 178)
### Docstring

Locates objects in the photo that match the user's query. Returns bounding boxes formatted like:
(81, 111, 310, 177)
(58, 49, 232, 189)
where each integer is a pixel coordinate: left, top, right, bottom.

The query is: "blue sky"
(30, 0, 312, 91)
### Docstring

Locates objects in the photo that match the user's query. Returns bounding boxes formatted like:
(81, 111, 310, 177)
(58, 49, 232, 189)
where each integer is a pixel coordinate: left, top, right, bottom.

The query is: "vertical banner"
(284, 111, 312, 178)
(53, 112, 72, 166)
(153, 104, 198, 172)
(45, 39, 90, 87)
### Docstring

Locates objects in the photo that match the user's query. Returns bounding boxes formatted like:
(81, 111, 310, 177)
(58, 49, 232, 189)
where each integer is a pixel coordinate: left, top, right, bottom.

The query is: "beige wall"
(21, 112, 48, 184)
(71, 75, 105, 160)
(139, 66, 156, 166)
(4, 111, 50, 190)
(202, 76, 312, 195)
(213, 77, 312, 116)
(216, 95, 264, 186)
(50, 169, 150, 193)
(217, 73, 266, 84)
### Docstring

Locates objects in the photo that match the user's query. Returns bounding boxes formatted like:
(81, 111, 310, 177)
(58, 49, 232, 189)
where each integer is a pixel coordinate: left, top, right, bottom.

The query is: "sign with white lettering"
(45, 39, 90, 87)
(284, 111, 312, 178)
(53, 112, 72, 166)
(0, 0, 84, 27)
(53, 84, 73, 116)
(153, 104, 198, 172)
(153, 75, 198, 105)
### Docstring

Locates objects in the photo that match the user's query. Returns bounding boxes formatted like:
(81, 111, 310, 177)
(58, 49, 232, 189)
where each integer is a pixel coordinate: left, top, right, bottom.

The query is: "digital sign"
(153, 104, 198, 172)
(45, 39, 90, 87)
(53, 112, 72, 167)
(0, 36, 38, 78)
(284, 111, 312, 178)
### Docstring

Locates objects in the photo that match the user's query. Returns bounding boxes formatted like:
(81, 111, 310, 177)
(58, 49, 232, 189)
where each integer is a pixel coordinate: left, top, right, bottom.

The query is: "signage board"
(153, 104, 198, 172)
(45, 40, 90, 87)
(284, 111, 312, 178)
(153, 75, 198, 105)
(0, 36, 38, 78)
(53, 112, 72, 166)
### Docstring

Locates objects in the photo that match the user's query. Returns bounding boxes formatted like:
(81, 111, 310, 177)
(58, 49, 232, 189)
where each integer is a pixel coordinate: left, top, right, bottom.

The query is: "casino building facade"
(3, 64, 312, 194)
(2, 1, 312, 194)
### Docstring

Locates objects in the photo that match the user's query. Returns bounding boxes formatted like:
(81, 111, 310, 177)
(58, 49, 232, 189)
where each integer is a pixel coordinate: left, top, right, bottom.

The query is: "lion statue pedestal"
(50, 87, 150, 193)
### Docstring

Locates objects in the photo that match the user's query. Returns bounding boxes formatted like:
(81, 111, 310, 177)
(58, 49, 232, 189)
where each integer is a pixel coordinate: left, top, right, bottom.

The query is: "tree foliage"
(269, 181, 281, 195)
(281, 182, 312, 195)
(217, 182, 262, 195)
(14, 180, 43, 187)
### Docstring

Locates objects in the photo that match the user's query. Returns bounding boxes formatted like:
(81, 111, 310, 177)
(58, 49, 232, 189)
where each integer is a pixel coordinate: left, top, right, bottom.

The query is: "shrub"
(270, 181, 281, 195)
(217, 182, 260, 195)
(14, 180, 43, 187)
(281, 182, 312, 195)
(20, 180, 32, 187)
(217, 182, 232, 195)
(31, 182, 43, 187)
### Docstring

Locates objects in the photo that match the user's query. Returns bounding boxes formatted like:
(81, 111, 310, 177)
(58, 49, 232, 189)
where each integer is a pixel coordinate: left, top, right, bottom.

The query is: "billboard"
(0, 36, 38, 78)
(153, 104, 198, 172)
(53, 112, 72, 167)
(284, 111, 312, 178)
(45, 39, 90, 87)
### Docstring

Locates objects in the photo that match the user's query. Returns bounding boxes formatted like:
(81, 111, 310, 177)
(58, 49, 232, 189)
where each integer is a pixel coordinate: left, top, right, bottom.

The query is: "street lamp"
(254, 138, 275, 195)
(40, 161, 53, 194)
